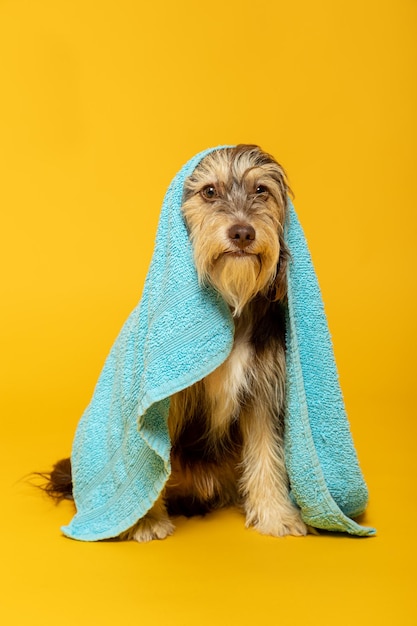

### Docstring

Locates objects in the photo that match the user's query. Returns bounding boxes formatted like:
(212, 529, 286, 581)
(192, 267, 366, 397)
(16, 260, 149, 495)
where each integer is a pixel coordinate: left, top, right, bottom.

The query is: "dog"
(44, 145, 308, 541)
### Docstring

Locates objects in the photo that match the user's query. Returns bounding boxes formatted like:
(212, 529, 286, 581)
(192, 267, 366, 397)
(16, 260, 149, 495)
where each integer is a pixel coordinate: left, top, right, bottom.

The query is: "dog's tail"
(36, 457, 74, 502)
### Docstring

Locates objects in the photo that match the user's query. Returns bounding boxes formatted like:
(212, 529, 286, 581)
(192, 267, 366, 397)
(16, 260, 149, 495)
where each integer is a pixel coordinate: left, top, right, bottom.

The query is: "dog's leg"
(239, 407, 307, 537)
(120, 493, 175, 543)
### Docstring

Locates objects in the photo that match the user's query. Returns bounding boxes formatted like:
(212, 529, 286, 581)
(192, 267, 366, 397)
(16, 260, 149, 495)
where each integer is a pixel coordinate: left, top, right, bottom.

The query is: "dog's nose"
(227, 224, 256, 249)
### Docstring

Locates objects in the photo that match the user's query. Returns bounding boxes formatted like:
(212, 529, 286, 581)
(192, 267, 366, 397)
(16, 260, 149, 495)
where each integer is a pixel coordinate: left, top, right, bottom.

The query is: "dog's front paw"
(247, 506, 308, 538)
(133, 516, 175, 542)
(122, 516, 175, 543)
(255, 515, 308, 538)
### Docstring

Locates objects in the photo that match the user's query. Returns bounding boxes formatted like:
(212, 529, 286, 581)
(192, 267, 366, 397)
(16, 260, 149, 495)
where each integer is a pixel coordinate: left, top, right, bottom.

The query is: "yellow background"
(1, 0, 416, 624)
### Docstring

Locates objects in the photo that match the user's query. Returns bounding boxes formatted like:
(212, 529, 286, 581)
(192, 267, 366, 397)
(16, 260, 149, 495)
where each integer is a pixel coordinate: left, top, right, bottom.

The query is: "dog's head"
(182, 144, 289, 316)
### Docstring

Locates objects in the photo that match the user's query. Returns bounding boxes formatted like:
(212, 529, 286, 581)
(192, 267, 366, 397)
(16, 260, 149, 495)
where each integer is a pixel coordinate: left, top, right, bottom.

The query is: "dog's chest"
(203, 333, 253, 433)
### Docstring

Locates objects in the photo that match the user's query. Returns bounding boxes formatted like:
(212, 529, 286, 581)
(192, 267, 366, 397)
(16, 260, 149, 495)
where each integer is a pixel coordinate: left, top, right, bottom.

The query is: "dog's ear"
(270, 234, 289, 302)
(266, 159, 290, 302)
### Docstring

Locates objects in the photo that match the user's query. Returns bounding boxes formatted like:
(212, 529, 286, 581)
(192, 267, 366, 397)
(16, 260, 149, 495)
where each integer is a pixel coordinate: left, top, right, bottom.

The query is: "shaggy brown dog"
(45, 145, 307, 541)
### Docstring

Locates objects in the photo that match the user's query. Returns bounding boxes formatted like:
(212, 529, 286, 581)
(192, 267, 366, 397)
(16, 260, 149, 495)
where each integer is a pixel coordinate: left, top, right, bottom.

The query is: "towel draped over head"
(61, 146, 375, 541)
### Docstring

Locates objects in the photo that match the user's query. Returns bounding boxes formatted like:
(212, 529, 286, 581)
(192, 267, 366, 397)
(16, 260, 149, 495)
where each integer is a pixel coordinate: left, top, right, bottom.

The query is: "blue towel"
(62, 147, 375, 541)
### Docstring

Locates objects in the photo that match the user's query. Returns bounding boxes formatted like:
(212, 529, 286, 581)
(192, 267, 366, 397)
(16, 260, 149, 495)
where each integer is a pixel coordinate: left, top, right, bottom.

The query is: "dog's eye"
(201, 185, 218, 200)
(255, 185, 268, 195)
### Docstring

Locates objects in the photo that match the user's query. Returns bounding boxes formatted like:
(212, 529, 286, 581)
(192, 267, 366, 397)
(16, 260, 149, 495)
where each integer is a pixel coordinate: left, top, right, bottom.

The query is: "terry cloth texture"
(62, 147, 375, 541)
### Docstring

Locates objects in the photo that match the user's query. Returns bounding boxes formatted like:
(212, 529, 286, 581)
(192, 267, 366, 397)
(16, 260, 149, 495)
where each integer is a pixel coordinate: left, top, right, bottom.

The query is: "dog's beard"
(209, 254, 262, 316)
(201, 251, 277, 317)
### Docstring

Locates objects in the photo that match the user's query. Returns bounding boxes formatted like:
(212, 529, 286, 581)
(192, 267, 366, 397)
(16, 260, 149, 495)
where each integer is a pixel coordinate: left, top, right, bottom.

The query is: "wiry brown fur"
(43, 145, 307, 541)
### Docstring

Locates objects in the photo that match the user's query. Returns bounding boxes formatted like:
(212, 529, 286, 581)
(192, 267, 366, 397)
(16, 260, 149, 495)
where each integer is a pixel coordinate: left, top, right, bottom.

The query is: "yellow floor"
(1, 0, 416, 624)
(2, 398, 416, 626)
